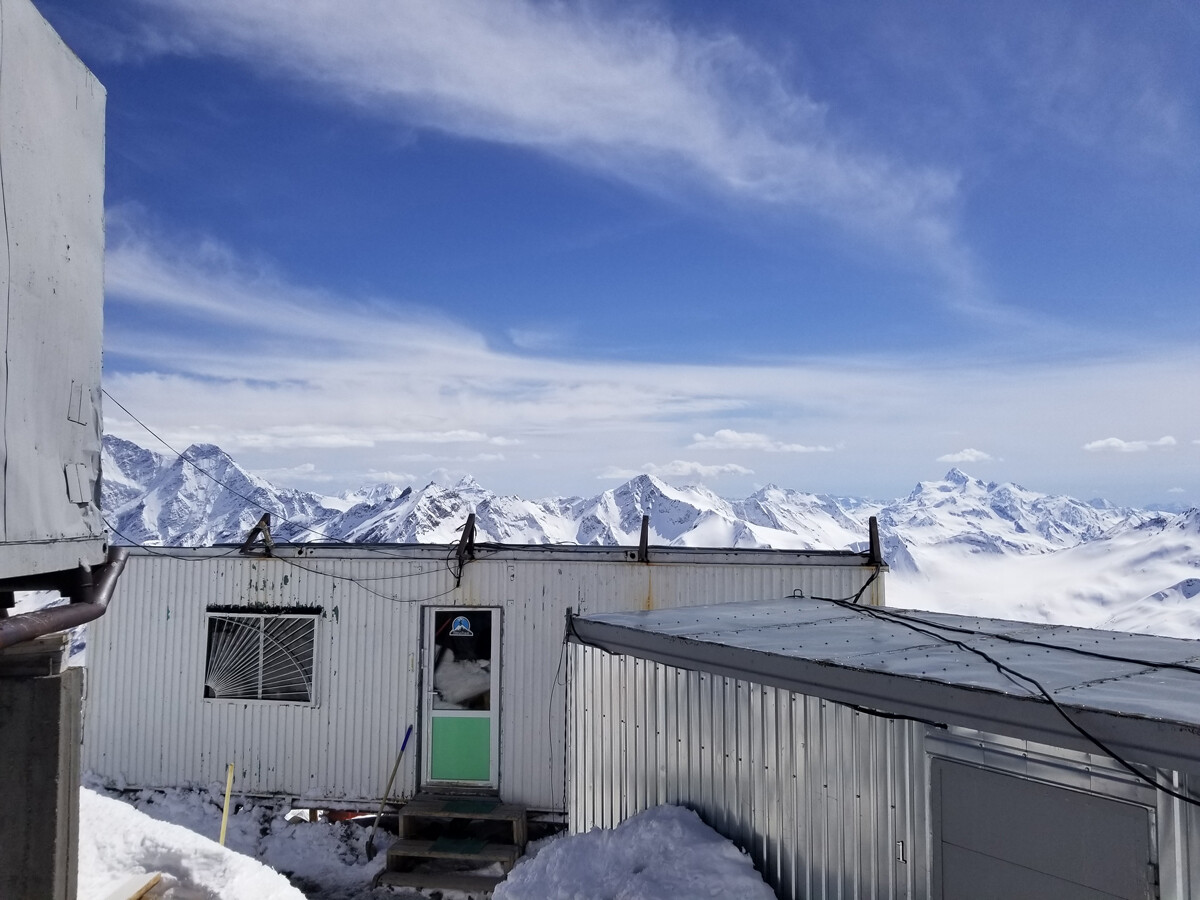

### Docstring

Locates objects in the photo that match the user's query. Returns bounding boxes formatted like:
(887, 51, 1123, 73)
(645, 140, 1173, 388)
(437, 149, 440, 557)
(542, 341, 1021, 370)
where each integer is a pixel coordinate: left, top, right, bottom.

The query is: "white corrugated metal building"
(569, 599, 1200, 900)
(83, 542, 883, 811)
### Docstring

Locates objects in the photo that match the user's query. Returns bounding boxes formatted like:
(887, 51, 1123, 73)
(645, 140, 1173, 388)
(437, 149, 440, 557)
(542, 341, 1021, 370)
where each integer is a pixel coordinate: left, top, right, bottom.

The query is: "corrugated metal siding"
(568, 644, 927, 900)
(84, 553, 426, 803)
(84, 549, 880, 808)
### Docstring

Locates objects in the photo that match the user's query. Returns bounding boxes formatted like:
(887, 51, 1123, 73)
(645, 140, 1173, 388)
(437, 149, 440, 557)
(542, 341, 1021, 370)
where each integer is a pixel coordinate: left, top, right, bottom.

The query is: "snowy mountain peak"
(100, 434, 1195, 598)
(102, 435, 169, 512)
(883, 469, 1141, 558)
(1175, 509, 1200, 534)
(340, 483, 412, 508)
(943, 467, 972, 487)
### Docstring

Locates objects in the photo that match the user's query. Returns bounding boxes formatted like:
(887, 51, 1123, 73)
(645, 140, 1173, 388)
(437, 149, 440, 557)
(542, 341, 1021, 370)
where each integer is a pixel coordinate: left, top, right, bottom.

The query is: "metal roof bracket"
(240, 513, 275, 556)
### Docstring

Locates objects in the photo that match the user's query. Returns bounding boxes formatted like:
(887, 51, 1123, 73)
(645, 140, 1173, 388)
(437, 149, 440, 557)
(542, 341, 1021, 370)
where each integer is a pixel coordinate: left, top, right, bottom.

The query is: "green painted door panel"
(430, 716, 491, 781)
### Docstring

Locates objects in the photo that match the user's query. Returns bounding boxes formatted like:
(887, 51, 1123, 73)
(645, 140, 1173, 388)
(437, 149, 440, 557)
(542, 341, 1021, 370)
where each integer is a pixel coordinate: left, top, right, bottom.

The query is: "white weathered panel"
(569, 643, 927, 900)
(0, 0, 106, 576)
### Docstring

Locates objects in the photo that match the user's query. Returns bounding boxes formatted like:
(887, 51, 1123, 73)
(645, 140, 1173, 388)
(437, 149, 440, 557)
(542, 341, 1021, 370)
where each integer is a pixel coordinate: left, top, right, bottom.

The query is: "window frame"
(202, 610, 319, 706)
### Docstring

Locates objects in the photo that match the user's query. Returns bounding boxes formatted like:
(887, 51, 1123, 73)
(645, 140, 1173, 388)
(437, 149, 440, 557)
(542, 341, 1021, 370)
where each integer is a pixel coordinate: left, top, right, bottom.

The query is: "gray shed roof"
(570, 598, 1200, 775)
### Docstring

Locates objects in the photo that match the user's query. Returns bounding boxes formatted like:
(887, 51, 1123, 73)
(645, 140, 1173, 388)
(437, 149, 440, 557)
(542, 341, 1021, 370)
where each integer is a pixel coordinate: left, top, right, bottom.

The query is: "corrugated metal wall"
(83, 553, 423, 804)
(568, 644, 928, 900)
(84, 548, 880, 809)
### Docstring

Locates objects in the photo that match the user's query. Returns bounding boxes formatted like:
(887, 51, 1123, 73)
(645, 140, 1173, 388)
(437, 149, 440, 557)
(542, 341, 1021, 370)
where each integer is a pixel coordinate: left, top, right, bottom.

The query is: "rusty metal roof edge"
(122, 543, 884, 566)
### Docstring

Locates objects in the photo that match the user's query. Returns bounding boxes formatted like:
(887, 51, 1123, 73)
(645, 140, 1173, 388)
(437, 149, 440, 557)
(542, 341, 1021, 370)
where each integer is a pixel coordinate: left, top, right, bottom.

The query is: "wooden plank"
(387, 839, 519, 866)
(375, 869, 505, 894)
(405, 795, 525, 823)
(99, 872, 163, 900)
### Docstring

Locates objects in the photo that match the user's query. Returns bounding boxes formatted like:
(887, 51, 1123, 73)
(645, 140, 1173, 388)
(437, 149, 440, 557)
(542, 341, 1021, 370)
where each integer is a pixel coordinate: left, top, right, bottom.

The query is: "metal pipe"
(0, 546, 130, 650)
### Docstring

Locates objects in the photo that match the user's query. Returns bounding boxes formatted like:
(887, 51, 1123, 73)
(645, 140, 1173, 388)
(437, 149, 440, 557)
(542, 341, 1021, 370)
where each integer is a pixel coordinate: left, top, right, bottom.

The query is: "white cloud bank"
(937, 448, 994, 464)
(690, 429, 832, 453)
(1083, 436, 1177, 453)
(599, 461, 753, 481)
(102, 227, 1200, 502)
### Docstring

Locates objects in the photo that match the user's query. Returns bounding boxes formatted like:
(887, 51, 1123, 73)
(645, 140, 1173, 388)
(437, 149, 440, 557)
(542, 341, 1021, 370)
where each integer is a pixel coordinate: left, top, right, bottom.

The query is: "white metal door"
(421, 607, 501, 788)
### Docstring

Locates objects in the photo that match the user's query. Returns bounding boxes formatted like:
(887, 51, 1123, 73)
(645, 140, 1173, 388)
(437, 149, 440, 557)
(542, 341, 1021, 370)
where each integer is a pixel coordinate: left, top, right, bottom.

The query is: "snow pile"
(77, 787, 305, 900)
(494, 805, 775, 900)
(80, 784, 395, 899)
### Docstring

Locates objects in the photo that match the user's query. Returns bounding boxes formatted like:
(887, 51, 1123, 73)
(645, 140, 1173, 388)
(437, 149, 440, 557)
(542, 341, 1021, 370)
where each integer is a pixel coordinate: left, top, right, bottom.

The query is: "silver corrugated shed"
(84, 544, 882, 809)
(570, 646, 927, 899)
(569, 598, 1200, 899)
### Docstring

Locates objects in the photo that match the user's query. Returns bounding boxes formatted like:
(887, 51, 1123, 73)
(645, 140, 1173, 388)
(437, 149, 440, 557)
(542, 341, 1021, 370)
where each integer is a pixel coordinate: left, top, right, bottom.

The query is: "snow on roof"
(571, 598, 1200, 774)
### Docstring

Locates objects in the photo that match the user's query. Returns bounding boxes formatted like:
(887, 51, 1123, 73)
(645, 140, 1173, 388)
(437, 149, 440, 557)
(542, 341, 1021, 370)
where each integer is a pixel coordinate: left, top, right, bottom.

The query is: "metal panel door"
(931, 760, 1156, 900)
(422, 608, 500, 788)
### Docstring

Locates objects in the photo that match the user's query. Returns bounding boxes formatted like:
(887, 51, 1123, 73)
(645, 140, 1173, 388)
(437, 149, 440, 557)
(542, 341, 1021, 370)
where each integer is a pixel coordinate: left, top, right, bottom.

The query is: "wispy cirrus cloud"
(690, 429, 832, 453)
(937, 448, 994, 464)
(125, 0, 977, 302)
(1083, 436, 1176, 453)
(993, 15, 1194, 165)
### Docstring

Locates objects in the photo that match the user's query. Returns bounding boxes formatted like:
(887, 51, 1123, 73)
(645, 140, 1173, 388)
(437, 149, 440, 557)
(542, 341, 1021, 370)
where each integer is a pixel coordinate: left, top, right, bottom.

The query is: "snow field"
(79, 784, 776, 900)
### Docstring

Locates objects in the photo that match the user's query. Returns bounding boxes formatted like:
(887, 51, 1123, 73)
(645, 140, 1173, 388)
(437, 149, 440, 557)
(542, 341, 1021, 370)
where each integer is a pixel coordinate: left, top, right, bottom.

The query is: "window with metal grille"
(204, 613, 316, 702)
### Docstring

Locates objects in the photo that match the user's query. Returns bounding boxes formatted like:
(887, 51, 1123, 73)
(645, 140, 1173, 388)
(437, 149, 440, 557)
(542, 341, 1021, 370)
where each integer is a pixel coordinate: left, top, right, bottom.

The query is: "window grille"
(204, 613, 316, 702)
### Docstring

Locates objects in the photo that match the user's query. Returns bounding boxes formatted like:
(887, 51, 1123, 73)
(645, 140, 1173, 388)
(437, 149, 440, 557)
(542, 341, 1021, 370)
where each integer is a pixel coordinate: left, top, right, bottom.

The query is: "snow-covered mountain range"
(102, 435, 1200, 636)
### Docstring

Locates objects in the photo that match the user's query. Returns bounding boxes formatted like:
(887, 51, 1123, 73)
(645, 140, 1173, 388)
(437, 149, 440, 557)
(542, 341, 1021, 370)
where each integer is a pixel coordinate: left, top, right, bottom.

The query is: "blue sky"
(38, 0, 1200, 506)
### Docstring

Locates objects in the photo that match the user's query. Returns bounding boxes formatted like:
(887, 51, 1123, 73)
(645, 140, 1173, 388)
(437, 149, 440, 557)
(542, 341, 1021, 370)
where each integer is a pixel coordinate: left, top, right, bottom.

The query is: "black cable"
(549, 624, 570, 815)
(102, 389, 432, 559)
(269, 553, 460, 606)
(802, 570, 1200, 677)
(0, 3, 11, 540)
(816, 595, 1200, 808)
(103, 515, 243, 560)
(106, 515, 462, 606)
(856, 605, 1200, 678)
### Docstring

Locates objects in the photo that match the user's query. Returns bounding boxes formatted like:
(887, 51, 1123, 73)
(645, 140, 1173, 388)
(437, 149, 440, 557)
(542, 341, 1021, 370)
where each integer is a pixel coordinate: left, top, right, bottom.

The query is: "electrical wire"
(0, 4, 12, 540)
(103, 515, 243, 560)
(810, 593, 1200, 808)
(849, 604, 1200, 678)
(268, 553, 460, 606)
(102, 388, 437, 560)
(549, 622, 571, 815)
(803, 564, 1200, 677)
(105, 513, 464, 606)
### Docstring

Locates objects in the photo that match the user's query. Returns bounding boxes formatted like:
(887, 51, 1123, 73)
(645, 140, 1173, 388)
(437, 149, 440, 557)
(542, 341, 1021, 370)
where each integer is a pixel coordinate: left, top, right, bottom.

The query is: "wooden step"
(402, 794, 523, 822)
(400, 793, 528, 847)
(387, 837, 520, 870)
(374, 869, 506, 895)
